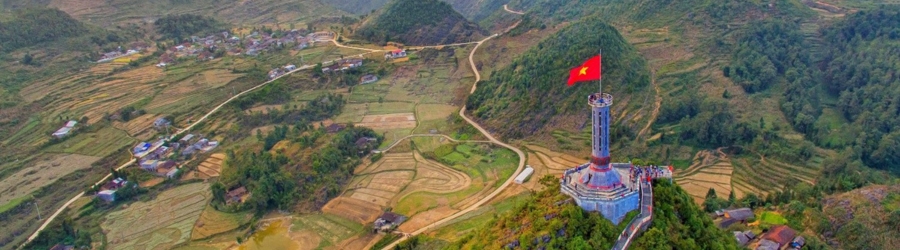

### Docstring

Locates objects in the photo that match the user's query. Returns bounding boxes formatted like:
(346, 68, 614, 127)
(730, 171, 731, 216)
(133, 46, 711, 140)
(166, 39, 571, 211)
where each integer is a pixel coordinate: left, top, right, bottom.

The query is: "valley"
(2, 0, 900, 250)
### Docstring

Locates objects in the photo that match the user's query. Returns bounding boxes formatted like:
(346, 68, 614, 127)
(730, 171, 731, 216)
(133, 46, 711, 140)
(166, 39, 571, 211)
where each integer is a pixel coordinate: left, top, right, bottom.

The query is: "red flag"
(567, 55, 602, 86)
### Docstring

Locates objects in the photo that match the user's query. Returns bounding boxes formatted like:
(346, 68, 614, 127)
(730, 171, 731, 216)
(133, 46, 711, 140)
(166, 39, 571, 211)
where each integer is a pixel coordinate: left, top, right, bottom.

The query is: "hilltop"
(406, 177, 738, 249)
(355, 0, 487, 45)
(326, 0, 508, 22)
(466, 16, 650, 139)
(819, 184, 900, 249)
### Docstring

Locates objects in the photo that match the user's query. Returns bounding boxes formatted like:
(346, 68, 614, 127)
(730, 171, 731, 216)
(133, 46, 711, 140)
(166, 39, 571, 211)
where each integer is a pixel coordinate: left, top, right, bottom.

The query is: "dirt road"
(380, 33, 528, 250)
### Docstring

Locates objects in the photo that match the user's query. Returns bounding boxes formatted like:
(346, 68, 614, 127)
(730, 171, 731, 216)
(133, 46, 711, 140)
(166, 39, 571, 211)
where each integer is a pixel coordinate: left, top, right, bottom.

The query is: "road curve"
(504, 4, 525, 15)
(381, 33, 527, 250)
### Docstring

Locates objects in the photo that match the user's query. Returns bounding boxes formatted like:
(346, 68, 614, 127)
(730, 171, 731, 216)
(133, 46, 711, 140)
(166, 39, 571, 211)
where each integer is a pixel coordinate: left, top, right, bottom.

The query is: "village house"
(373, 212, 406, 233)
(140, 159, 159, 170)
(52, 120, 77, 138)
(326, 123, 346, 133)
(154, 117, 170, 129)
(385, 49, 407, 59)
(180, 134, 196, 143)
(96, 177, 128, 202)
(155, 160, 179, 178)
(226, 187, 249, 205)
(360, 74, 379, 84)
(133, 142, 152, 155)
(197, 51, 214, 61)
(734, 230, 756, 246)
(756, 225, 797, 250)
(718, 207, 754, 228)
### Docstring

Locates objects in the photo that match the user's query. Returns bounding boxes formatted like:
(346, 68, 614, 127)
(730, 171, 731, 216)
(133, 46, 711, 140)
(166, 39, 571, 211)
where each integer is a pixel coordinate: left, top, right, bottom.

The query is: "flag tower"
(560, 52, 640, 224)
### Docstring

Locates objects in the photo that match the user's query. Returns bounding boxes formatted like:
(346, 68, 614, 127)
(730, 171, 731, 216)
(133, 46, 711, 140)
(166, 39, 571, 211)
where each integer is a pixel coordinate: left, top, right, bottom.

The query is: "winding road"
(504, 4, 525, 15)
(23, 32, 524, 249)
(380, 33, 528, 249)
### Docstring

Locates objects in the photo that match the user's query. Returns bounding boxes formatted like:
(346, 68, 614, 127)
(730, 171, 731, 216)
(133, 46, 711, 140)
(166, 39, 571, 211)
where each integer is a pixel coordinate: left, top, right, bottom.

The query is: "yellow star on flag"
(579, 66, 589, 75)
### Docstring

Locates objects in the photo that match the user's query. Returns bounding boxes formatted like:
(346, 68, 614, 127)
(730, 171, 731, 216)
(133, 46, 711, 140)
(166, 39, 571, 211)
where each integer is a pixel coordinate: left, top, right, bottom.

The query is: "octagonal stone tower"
(560, 92, 639, 224)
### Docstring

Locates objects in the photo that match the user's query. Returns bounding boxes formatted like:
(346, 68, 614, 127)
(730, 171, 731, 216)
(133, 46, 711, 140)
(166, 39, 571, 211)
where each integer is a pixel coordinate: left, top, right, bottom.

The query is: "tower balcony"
(588, 92, 613, 108)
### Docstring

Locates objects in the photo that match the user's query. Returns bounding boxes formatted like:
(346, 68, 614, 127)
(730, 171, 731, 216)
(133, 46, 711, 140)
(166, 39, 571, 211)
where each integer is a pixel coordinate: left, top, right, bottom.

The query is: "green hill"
(423, 177, 737, 249)
(465, 15, 650, 139)
(819, 184, 900, 249)
(0, 0, 344, 26)
(0, 8, 91, 52)
(327, 0, 507, 22)
(355, 0, 487, 45)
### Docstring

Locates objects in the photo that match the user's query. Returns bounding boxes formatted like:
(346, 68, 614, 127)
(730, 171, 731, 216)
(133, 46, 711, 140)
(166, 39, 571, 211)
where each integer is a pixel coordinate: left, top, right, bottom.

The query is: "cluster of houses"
(97, 42, 150, 63)
(322, 58, 364, 73)
(156, 30, 333, 67)
(269, 64, 298, 79)
(96, 177, 128, 202)
(713, 208, 805, 249)
(51, 120, 78, 139)
(129, 133, 218, 177)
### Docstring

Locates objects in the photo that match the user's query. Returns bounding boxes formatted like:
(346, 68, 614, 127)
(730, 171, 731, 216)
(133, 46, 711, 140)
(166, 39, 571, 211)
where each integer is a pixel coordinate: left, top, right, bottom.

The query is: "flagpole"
(599, 49, 602, 94)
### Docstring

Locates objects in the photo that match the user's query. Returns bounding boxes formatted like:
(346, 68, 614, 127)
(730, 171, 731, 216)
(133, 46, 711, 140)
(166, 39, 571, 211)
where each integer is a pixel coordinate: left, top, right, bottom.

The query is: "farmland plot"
(102, 183, 211, 250)
(0, 154, 100, 208)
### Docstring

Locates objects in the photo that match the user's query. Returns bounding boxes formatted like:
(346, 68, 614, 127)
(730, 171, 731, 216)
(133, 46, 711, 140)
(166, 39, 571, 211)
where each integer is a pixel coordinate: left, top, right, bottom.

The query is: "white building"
(514, 166, 535, 184)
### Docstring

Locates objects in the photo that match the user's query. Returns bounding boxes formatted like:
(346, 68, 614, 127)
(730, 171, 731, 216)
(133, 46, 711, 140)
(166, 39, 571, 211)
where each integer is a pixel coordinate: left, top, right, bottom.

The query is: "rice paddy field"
(102, 183, 211, 250)
(191, 206, 252, 240)
(0, 154, 100, 210)
(674, 149, 735, 203)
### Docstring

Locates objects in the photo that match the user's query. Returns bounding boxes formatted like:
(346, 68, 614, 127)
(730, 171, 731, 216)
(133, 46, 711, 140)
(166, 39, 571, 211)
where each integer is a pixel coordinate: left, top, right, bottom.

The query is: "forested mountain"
(154, 14, 227, 41)
(466, 16, 650, 139)
(0, 0, 344, 26)
(0, 8, 91, 52)
(436, 177, 738, 249)
(724, 7, 900, 173)
(355, 0, 486, 45)
(326, 0, 507, 22)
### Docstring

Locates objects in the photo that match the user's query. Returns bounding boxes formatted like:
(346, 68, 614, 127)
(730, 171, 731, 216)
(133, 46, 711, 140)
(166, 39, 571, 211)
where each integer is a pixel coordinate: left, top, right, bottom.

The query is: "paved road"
(380, 33, 527, 250)
(504, 4, 525, 15)
(22, 47, 380, 247)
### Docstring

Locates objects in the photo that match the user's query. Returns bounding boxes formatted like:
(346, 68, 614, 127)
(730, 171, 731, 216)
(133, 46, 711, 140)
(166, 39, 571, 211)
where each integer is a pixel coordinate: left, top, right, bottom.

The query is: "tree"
(21, 53, 34, 65)
(211, 182, 226, 203)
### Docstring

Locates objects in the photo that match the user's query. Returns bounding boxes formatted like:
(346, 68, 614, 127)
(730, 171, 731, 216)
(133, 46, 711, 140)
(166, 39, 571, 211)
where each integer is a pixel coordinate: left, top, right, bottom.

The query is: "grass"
(0, 196, 29, 214)
(368, 101, 416, 115)
(759, 211, 788, 225)
(431, 193, 532, 241)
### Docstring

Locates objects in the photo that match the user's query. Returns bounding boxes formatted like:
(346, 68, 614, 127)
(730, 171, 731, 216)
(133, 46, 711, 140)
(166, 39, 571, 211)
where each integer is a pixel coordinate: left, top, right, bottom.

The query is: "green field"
(759, 211, 787, 225)
(394, 143, 518, 214)
(430, 193, 532, 241)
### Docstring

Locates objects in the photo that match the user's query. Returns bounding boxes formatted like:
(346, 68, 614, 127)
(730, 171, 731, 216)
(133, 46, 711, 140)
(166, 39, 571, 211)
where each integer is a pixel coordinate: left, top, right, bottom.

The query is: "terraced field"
(731, 154, 822, 198)
(102, 183, 211, 250)
(674, 149, 734, 203)
(191, 206, 251, 240)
